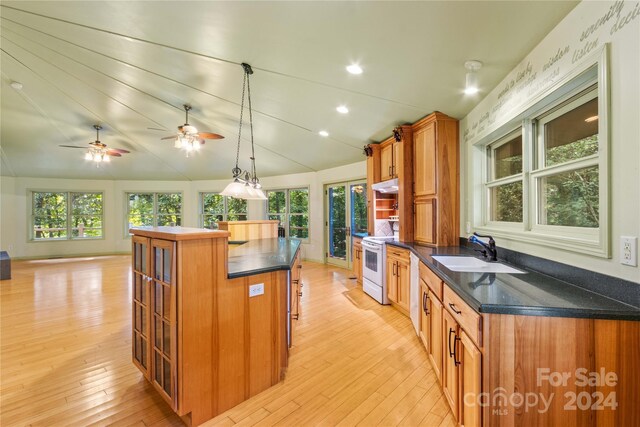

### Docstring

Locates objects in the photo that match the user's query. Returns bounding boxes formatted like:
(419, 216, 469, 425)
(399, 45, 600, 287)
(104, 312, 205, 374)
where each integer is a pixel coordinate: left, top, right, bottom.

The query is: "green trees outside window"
(266, 188, 309, 239)
(32, 191, 103, 240)
(199, 193, 247, 229)
(127, 193, 182, 232)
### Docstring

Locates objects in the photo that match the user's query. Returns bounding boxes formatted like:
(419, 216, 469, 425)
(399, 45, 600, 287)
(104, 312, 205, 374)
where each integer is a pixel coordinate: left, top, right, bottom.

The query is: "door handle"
(448, 328, 455, 357)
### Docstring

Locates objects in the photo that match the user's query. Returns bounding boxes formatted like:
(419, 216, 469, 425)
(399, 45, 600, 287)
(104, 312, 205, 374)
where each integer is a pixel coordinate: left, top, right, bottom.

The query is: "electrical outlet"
(620, 236, 637, 267)
(249, 283, 265, 297)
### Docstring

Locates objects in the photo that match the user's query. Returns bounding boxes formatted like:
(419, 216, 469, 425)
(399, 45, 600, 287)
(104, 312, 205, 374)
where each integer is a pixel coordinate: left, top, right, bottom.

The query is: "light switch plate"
(249, 283, 265, 297)
(620, 236, 637, 266)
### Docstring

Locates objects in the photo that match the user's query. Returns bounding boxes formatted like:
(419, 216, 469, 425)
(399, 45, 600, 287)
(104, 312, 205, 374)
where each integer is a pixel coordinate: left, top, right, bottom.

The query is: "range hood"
(371, 178, 399, 194)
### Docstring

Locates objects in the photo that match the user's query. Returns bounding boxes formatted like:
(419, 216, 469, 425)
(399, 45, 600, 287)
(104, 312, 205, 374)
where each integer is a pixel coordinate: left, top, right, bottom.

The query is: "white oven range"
(361, 236, 396, 304)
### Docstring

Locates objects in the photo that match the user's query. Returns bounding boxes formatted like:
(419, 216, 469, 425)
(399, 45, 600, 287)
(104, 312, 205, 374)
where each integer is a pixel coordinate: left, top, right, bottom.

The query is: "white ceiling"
(0, 1, 578, 181)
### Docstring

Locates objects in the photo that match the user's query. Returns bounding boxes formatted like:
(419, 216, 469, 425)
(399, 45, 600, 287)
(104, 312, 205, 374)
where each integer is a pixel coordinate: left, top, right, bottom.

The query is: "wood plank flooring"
(1, 255, 452, 426)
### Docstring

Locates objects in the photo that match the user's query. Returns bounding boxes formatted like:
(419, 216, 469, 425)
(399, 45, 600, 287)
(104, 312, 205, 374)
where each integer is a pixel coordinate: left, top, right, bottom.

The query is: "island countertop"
(388, 241, 640, 321)
(227, 237, 302, 279)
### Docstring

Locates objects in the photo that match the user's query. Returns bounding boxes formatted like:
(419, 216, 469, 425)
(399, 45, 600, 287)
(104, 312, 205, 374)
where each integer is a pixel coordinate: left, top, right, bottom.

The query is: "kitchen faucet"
(468, 232, 498, 262)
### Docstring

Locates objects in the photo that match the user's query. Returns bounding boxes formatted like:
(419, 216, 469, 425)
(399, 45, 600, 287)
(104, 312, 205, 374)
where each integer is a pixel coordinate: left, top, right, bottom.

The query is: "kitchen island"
(129, 227, 301, 426)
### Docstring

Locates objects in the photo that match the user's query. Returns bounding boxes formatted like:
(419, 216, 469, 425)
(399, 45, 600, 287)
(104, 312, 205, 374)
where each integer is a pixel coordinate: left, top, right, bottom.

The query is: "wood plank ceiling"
(0, 1, 578, 180)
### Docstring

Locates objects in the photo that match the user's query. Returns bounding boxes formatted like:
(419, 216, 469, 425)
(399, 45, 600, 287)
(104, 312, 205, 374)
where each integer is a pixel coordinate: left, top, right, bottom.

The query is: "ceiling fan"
(161, 104, 224, 155)
(59, 125, 130, 163)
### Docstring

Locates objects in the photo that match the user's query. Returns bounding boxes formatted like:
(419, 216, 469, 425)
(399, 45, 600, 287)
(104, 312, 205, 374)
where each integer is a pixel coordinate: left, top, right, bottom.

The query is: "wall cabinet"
(352, 238, 363, 285)
(412, 112, 459, 246)
(386, 247, 410, 313)
(380, 142, 396, 181)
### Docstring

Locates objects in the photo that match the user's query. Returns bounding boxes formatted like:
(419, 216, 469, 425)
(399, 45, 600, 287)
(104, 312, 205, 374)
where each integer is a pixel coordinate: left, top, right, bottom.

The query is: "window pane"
(539, 166, 599, 228)
(128, 193, 154, 215)
(33, 192, 67, 239)
(490, 181, 523, 222)
(351, 184, 368, 234)
(202, 214, 223, 229)
(289, 214, 308, 228)
(33, 216, 67, 239)
(544, 97, 598, 167)
(157, 193, 182, 215)
(289, 189, 308, 214)
(71, 216, 103, 238)
(494, 135, 522, 179)
(202, 193, 224, 214)
(268, 191, 286, 214)
(289, 227, 309, 239)
(128, 214, 154, 227)
(72, 193, 103, 214)
(157, 215, 181, 226)
(227, 197, 247, 217)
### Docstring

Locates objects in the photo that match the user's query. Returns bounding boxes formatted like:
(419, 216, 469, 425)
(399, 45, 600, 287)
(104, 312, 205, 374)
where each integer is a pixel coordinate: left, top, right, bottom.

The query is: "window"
(199, 193, 247, 229)
(266, 188, 309, 239)
(478, 61, 608, 257)
(31, 191, 103, 240)
(487, 131, 523, 223)
(127, 192, 182, 232)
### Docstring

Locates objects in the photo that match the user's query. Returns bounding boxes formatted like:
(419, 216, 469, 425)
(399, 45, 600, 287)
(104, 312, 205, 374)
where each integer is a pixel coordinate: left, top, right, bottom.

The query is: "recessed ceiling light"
(346, 64, 363, 75)
(318, 130, 329, 137)
(336, 105, 349, 114)
(585, 116, 599, 123)
(10, 81, 23, 90)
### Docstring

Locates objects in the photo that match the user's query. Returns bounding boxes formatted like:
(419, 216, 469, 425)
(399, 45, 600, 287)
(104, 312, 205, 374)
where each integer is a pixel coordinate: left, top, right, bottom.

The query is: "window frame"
(125, 191, 183, 236)
(29, 190, 105, 242)
(475, 50, 609, 258)
(265, 187, 310, 241)
(198, 193, 248, 228)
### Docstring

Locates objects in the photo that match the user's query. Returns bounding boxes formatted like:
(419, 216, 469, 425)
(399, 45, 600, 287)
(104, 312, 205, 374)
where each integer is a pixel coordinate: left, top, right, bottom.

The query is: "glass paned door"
(325, 180, 367, 269)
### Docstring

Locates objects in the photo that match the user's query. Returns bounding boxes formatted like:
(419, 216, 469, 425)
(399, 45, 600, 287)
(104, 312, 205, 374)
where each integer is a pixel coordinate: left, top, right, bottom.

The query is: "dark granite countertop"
(387, 241, 640, 321)
(227, 238, 301, 279)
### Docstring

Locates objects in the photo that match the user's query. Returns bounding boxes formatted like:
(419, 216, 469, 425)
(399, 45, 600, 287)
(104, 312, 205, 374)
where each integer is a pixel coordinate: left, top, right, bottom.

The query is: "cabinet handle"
(449, 303, 462, 315)
(299, 291, 303, 297)
(293, 279, 299, 284)
(293, 314, 299, 320)
(388, 166, 392, 176)
(454, 335, 461, 366)
(297, 265, 303, 269)
(423, 292, 429, 315)
(392, 262, 397, 276)
(448, 328, 455, 358)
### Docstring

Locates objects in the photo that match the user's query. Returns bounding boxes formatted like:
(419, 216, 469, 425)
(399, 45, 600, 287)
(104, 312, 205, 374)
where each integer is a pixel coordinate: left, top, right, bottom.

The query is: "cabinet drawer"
(419, 262, 443, 301)
(443, 286, 482, 347)
(387, 247, 410, 263)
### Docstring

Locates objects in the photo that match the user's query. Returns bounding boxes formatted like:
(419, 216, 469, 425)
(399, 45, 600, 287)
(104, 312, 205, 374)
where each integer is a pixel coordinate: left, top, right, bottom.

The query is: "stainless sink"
(431, 256, 525, 274)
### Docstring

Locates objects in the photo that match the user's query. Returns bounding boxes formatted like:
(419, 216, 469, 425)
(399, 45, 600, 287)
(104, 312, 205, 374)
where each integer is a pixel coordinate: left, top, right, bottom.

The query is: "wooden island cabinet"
(130, 227, 299, 426)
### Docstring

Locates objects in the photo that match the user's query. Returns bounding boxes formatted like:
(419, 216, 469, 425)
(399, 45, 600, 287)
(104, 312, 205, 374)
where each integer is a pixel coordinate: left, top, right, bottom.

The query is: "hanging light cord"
(246, 66, 258, 185)
(232, 71, 247, 178)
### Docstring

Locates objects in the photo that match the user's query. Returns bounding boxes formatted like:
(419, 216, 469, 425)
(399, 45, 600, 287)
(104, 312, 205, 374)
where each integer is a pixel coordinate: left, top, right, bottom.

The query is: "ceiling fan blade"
(108, 148, 130, 154)
(147, 127, 168, 132)
(198, 132, 224, 140)
(59, 145, 88, 149)
(106, 152, 122, 157)
(160, 135, 177, 140)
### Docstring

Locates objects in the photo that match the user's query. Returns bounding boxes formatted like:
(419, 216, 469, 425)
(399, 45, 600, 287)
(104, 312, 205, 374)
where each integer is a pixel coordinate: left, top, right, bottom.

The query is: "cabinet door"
(419, 282, 430, 351)
(150, 239, 177, 408)
(429, 294, 443, 384)
(380, 144, 394, 181)
(396, 260, 410, 311)
(414, 122, 436, 197)
(132, 236, 151, 378)
(414, 197, 437, 245)
(442, 309, 459, 420)
(355, 248, 363, 284)
(459, 330, 482, 427)
(386, 258, 397, 303)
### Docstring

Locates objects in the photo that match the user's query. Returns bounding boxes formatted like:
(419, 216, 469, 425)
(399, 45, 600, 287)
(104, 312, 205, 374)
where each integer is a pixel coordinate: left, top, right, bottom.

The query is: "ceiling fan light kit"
(163, 104, 224, 157)
(221, 63, 267, 200)
(59, 125, 129, 166)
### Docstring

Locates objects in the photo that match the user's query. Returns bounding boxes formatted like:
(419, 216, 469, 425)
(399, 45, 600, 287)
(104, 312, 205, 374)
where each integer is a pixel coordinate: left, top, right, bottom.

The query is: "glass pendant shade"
(465, 71, 478, 94)
(85, 152, 92, 160)
(220, 179, 246, 198)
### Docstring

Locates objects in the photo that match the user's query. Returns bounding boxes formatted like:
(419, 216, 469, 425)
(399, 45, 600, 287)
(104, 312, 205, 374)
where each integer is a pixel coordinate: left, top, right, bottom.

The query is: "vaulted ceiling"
(0, 1, 578, 180)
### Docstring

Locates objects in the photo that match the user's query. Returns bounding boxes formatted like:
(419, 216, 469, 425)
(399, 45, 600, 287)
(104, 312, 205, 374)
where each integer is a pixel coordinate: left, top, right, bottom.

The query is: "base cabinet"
(459, 330, 482, 427)
(386, 248, 410, 313)
(352, 239, 363, 285)
(289, 251, 303, 347)
(443, 309, 460, 420)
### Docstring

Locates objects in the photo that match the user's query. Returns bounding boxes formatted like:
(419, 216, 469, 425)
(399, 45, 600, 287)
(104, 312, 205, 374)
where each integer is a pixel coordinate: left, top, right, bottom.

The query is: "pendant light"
(221, 63, 267, 200)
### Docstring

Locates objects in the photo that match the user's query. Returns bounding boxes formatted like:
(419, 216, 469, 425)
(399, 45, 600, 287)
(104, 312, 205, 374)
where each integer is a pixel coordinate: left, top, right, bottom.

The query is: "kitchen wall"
(460, 0, 640, 283)
(0, 161, 366, 261)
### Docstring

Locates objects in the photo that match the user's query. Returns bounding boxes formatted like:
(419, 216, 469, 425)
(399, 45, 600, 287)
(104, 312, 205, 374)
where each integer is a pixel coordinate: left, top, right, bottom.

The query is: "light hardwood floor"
(1, 255, 452, 426)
